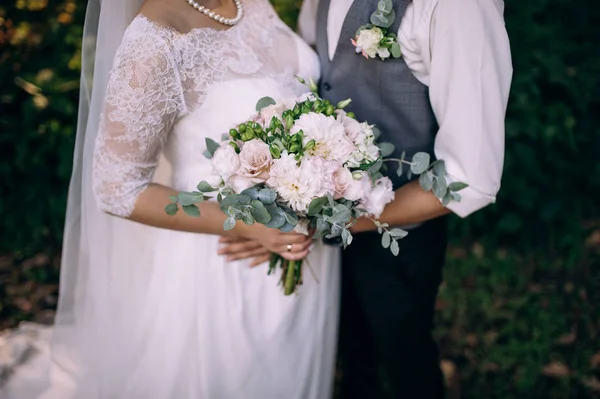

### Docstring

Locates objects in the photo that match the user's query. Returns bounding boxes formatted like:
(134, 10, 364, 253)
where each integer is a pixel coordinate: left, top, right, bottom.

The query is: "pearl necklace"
(185, 0, 244, 26)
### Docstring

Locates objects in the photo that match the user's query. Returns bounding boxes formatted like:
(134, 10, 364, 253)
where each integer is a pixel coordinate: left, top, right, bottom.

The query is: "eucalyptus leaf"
(368, 158, 383, 175)
(449, 182, 469, 192)
(372, 126, 382, 140)
(314, 217, 330, 239)
(182, 204, 200, 218)
(433, 175, 447, 198)
(177, 192, 203, 207)
(390, 240, 400, 256)
(265, 213, 286, 229)
(203, 149, 212, 159)
(220, 194, 251, 208)
(165, 203, 179, 216)
(451, 192, 462, 202)
(257, 188, 277, 204)
(342, 229, 353, 248)
(432, 160, 447, 177)
(250, 200, 272, 224)
(283, 212, 298, 226)
(396, 163, 403, 177)
(382, 231, 391, 248)
(378, 142, 395, 157)
(255, 96, 276, 112)
(390, 42, 402, 58)
(308, 196, 328, 216)
(442, 190, 452, 206)
(223, 217, 236, 231)
(370, 10, 395, 28)
(241, 209, 255, 225)
(197, 181, 217, 192)
(205, 137, 220, 158)
(378, 0, 393, 13)
(279, 222, 295, 233)
(410, 152, 431, 174)
(389, 228, 408, 239)
(419, 171, 433, 191)
(328, 223, 344, 238)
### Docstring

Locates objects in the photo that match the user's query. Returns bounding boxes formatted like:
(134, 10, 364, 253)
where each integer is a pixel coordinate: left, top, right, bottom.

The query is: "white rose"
(292, 113, 356, 163)
(238, 139, 272, 183)
(336, 111, 362, 142)
(356, 28, 384, 58)
(361, 177, 395, 218)
(212, 143, 240, 180)
(343, 171, 372, 202)
(226, 174, 254, 194)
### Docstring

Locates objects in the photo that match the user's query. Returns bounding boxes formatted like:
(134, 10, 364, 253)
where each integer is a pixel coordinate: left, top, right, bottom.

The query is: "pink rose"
(238, 139, 272, 182)
(332, 166, 355, 200)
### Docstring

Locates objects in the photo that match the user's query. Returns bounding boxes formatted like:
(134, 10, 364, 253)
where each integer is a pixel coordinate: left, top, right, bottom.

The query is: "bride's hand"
(218, 236, 270, 267)
(234, 223, 312, 261)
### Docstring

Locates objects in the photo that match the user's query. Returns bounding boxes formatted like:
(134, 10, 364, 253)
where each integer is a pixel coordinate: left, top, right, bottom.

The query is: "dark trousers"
(339, 217, 448, 399)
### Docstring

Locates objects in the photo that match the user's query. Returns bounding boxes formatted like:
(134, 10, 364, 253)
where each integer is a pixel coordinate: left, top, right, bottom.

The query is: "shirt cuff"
(442, 176, 497, 218)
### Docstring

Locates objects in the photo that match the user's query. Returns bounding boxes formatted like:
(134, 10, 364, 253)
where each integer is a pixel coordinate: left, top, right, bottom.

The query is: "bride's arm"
(93, 28, 309, 260)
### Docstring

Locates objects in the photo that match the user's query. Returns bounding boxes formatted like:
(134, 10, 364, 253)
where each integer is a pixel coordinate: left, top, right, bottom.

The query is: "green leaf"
(241, 209, 255, 225)
(410, 152, 430, 175)
(441, 190, 452, 206)
(165, 203, 179, 216)
(250, 200, 272, 224)
(205, 138, 220, 158)
(449, 182, 469, 192)
(197, 181, 217, 192)
(419, 171, 434, 191)
(372, 126, 381, 139)
(396, 163, 403, 177)
(308, 196, 328, 216)
(389, 228, 408, 239)
(378, 142, 395, 157)
(342, 229, 353, 248)
(382, 231, 391, 248)
(314, 217, 330, 239)
(378, 0, 393, 13)
(283, 212, 298, 226)
(432, 160, 447, 177)
(182, 204, 200, 218)
(257, 188, 277, 204)
(451, 192, 462, 202)
(223, 217, 236, 231)
(370, 10, 395, 28)
(368, 158, 383, 175)
(241, 186, 260, 200)
(220, 194, 251, 208)
(327, 204, 352, 225)
(177, 192, 203, 207)
(390, 239, 400, 256)
(256, 96, 276, 112)
(390, 42, 402, 58)
(279, 222, 295, 233)
(433, 175, 448, 198)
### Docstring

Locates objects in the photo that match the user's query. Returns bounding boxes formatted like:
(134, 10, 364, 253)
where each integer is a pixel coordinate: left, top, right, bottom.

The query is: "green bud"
(229, 141, 240, 152)
(252, 122, 261, 131)
(296, 75, 306, 84)
(229, 128, 239, 139)
(246, 128, 255, 139)
(285, 114, 294, 130)
(346, 112, 356, 119)
(352, 171, 364, 179)
(289, 144, 301, 153)
(337, 99, 352, 109)
(325, 104, 335, 116)
(239, 124, 247, 133)
(304, 139, 316, 152)
(269, 146, 281, 158)
(308, 77, 319, 93)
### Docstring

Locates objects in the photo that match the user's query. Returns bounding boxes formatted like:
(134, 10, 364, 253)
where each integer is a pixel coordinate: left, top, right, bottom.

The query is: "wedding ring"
(287, 244, 293, 252)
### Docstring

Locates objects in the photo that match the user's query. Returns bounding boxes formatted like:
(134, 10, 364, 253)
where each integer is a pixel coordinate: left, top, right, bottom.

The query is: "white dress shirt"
(298, 0, 513, 217)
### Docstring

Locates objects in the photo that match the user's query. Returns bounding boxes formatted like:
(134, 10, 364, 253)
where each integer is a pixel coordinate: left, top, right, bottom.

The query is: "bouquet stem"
(269, 253, 303, 295)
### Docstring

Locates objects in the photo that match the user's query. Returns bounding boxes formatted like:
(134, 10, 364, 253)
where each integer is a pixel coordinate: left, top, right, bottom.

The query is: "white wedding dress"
(2, 1, 340, 398)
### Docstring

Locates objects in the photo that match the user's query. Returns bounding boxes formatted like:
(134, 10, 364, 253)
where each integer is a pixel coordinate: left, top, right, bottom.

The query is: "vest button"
(323, 82, 332, 91)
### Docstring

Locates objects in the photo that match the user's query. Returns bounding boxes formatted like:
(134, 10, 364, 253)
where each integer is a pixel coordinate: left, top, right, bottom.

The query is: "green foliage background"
(0, 0, 599, 397)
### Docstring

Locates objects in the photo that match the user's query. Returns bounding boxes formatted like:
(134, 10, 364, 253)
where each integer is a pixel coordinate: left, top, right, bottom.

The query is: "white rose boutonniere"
(351, 0, 402, 61)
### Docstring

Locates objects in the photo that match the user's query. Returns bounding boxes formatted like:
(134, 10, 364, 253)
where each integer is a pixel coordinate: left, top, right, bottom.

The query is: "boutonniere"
(351, 0, 402, 61)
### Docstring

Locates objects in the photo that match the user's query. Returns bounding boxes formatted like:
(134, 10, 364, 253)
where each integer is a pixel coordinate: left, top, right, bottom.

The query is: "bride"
(5, 0, 340, 398)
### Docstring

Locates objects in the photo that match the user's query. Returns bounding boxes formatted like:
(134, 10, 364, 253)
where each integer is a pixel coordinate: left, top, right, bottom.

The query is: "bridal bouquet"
(165, 78, 466, 295)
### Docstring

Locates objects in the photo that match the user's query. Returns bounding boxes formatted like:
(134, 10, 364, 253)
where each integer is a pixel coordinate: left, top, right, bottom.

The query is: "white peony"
(343, 171, 373, 202)
(336, 110, 362, 142)
(356, 28, 384, 59)
(212, 143, 240, 181)
(238, 139, 272, 183)
(292, 113, 356, 163)
(360, 177, 395, 218)
(267, 153, 324, 214)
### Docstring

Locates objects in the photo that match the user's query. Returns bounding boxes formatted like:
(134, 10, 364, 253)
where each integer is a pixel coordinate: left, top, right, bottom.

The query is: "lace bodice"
(93, 0, 319, 217)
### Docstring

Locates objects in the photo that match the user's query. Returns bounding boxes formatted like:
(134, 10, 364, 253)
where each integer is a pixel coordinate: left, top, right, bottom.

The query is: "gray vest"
(317, 0, 438, 190)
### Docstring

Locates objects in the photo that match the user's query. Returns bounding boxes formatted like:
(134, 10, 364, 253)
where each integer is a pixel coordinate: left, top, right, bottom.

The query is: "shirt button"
(323, 82, 332, 91)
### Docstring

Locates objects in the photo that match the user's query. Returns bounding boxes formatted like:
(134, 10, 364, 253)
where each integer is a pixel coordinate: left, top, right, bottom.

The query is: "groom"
(298, 0, 512, 397)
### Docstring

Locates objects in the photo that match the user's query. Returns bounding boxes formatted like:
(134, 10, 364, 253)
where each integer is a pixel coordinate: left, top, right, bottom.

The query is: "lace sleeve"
(93, 28, 183, 217)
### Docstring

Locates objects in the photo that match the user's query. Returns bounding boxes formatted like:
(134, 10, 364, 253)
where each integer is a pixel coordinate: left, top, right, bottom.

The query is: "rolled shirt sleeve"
(427, 0, 512, 217)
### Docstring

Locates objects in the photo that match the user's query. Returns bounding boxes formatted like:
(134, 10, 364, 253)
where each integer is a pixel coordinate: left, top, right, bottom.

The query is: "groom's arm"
(352, 0, 513, 233)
